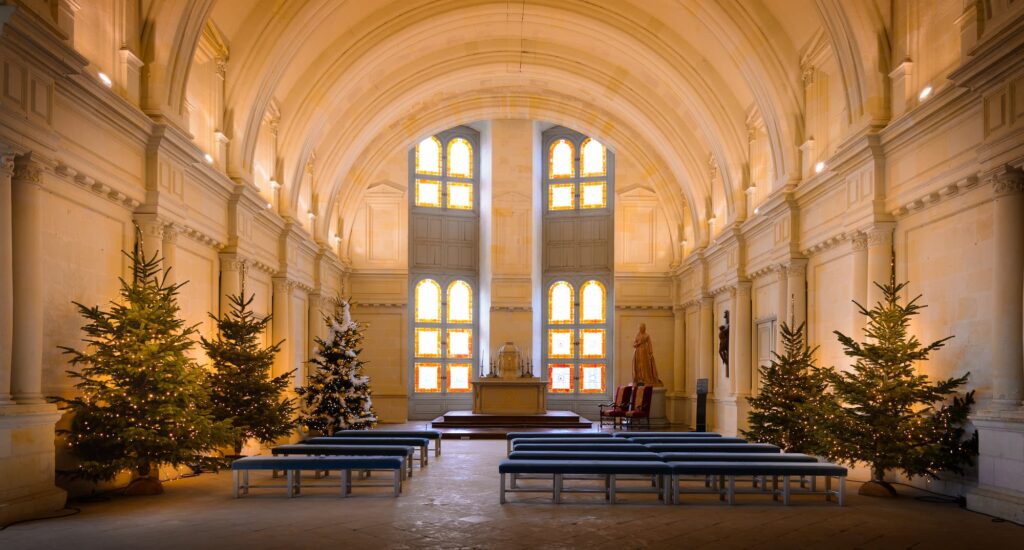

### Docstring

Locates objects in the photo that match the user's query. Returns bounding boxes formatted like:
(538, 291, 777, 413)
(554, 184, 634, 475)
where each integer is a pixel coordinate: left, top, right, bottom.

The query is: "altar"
(471, 379, 546, 415)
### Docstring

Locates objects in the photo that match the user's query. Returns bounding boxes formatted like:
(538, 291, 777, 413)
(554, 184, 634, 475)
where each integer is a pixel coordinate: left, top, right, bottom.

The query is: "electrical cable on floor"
(0, 507, 80, 531)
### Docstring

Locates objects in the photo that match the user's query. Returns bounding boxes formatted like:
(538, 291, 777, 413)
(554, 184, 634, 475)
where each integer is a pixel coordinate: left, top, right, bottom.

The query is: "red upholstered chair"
(623, 385, 654, 429)
(599, 385, 633, 428)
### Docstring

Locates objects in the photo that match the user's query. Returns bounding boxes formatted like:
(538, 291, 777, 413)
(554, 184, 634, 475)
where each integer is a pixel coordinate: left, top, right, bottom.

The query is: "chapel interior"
(0, 0, 1023, 546)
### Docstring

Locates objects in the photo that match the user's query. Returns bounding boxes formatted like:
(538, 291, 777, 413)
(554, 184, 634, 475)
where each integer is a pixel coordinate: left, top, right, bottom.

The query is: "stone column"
(219, 254, 244, 316)
(865, 223, 895, 307)
(307, 291, 324, 372)
(11, 156, 45, 404)
(851, 232, 869, 334)
(775, 265, 788, 351)
(699, 296, 714, 393)
(989, 167, 1024, 408)
(272, 278, 293, 382)
(734, 282, 753, 396)
(161, 224, 178, 285)
(134, 214, 164, 264)
(0, 155, 14, 404)
(785, 259, 808, 331)
(672, 305, 685, 394)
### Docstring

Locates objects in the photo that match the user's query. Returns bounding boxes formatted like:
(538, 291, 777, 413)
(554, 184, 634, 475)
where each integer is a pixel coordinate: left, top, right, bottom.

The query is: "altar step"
(430, 410, 594, 438)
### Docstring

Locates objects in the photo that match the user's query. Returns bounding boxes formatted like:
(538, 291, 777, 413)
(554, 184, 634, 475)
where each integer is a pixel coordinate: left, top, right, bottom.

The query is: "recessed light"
(815, 161, 826, 174)
(204, 153, 214, 164)
(918, 85, 933, 101)
(97, 72, 112, 87)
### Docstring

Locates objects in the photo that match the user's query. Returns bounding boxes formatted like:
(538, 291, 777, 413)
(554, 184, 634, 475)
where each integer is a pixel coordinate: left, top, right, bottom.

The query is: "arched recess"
(139, 0, 215, 127)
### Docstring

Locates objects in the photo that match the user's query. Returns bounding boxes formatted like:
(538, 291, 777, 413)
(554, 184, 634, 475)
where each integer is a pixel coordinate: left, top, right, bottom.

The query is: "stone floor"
(1, 439, 1020, 549)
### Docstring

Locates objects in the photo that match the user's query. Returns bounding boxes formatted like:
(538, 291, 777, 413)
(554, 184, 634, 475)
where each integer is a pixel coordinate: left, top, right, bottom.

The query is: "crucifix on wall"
(719, 310, 730, 377)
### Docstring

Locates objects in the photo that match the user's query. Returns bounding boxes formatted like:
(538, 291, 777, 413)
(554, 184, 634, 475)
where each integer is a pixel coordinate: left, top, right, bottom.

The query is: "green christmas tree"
(743, 322, 839, 455)
(55, 241, 232, 490)
(296, 299, 377, 435)
(826, 264, 975, 496)
(201, 291, 295, 455)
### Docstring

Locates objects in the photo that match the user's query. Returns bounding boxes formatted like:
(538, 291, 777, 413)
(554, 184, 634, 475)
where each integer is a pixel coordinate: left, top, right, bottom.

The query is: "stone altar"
(471, 379, 547, 415)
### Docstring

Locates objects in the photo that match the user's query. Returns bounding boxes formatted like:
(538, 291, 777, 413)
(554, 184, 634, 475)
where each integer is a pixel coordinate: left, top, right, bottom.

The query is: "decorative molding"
(1, 155, 15, 177)
(490, 305, 532, 312)
(785, 259, 808, 277)
(800, 231, 851, 256)
(352, 302, 406, 309)
(989, 165, 1024, 196)
(54, 162, 144, 210)
(889, 175, 981, 218)
(12, 157, 43, 185)
(617, 304, 673, 311)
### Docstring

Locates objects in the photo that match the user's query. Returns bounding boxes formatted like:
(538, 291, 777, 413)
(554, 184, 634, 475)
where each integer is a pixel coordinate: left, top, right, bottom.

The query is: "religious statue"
(632, 323, 662, 386)
(719, 310, 730, 377)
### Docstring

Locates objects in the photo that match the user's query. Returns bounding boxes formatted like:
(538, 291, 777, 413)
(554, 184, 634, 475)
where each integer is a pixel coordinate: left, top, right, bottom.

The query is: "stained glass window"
(548, 281, 574, 324)
(548, 329, 574, 358)
(447, 364, 472, 392)
(415, 363, 441, 392)
(447, 182, 473, 210)
(580, 280, 605, 323)
(549, 139, 574, 179)
(447, 138, 472, 178)
(416, 137, 441, 175)
(548, 364, 573, 393)
(415, 180, 441, 207)
(415, 328, 442, 357)
(580, 364, 605, 393)
(580, 329, 605, 359)
(447, 280, 472, 323)
(548, 183, 575, 211)
(581, 138, 606, 176)
(580, 181, 606, 209)
(447, 328, 473, 358)
(415, 279, 441, 322)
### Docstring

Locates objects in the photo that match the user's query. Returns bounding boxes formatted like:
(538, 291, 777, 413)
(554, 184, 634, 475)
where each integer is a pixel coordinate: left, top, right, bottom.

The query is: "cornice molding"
(53, 161, 142, 210)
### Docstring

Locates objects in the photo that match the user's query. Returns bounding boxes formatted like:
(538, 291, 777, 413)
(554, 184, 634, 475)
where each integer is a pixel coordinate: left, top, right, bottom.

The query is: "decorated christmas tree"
(201, 291, 295, 455)
(743, 322, 839, 456)
(55, 240, 232, 493)
(296, 299, 377, 435)
(826, 263, 975, 496)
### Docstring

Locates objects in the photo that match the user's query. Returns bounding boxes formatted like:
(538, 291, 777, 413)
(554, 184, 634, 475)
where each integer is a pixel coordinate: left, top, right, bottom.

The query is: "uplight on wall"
(97, 72, 112, 87)
(265, 202, 273, 209)
(918, 85, 933, 101)
(203, 153, 214, 164)
(754, 207, 760, 215)
(814, 161, 826, 174)
(307, 211, 317, 221)
(269, 180, 281, 190)
(331, 233, 341, 245)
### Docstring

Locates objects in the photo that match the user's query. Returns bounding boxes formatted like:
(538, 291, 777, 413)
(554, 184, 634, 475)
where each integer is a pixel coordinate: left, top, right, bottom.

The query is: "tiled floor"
(1, 439, 1020, 549)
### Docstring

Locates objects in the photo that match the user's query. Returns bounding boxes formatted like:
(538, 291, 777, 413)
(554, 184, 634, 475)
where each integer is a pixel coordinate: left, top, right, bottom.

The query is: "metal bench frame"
(671, 472, 844, 505)
(233, 465, 402, 498)
(499, 472, 670, 504)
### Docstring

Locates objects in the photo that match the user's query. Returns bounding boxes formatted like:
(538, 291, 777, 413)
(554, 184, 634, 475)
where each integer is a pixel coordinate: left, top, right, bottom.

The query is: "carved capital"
(1, 155, 15, 178)
(785, 259, 807, 277)
(850, 232, 868, 251)
(214, 55, 228, 78)
(735, 281, 752, 298)
(12, 157, 43, 185)
(221, 256, 247, 273)
(989, 165, 1024, 197)
(865, 224, 894, 248)
(273, 278, 294, 293)
(135, 216, 165, 240)
(162, 224, 179, 244)
(801, 66, 816, 86)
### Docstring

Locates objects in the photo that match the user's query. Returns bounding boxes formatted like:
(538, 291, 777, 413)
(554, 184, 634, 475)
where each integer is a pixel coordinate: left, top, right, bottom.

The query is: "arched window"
(548, 281, 574, 324)
(580, 138, 606, 177)
(580, 280, 606, 323)
(415, 279, 441, 322)
(447, 280, 472, 323)
(412, 132, 477, 211)
(416, 136, 441, 175)
(447, 138, 473, 178)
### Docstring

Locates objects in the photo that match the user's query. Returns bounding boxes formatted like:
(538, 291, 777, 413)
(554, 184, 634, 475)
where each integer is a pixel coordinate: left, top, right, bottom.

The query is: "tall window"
(542, 128, 614, 402)
(409, 127, 479, 406)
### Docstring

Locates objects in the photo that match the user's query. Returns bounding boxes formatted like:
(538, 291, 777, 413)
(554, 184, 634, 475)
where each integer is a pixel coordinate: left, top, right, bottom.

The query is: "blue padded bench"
(272, 444, 415, 478)
(302, 437, 430, 466)
(508, 451, 663, 461)
(630, 436, 746, 445)
(668, 461, 847, 505)
(509, 437, 640, 454)
(331, 430, 443, 457)
(645, 443, 781, 453)
(510, 443, 650, 453)
(505, 431, 612, 453)
(231, 455, 405, 498)
(613, 432, 722, 439)
(498, 460, 672, 504)
(657, 452, 816, 463)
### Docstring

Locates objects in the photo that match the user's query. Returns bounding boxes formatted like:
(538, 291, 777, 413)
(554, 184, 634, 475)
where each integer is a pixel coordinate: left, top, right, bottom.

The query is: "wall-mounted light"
(331, 233, 341, 245)
(265, 202, 273, 209)
(814, 161, 826, 174)
(269, 179, 281, 190)
(97, 72, 113, 87)
(918, 85, 933, 101)
(203, 153, 214, 164)
(754, 207, 760, 215)
(307, 211, 317, 221)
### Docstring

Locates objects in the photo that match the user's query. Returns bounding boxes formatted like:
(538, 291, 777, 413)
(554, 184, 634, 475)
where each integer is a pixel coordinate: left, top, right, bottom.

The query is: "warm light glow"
(581, 138, 606, 176)
(447, 364, 472, 392)
(549, 139, 575, 178)
(754, 207, 760, 215)
(97, 72, 112, 87)
(414, 328, 442, 357)
(918, 85, 933, 101)
(447, 329, 473, 358)
(548, 364, 573, 393)
(548, 329, 574, 358)
(447, 182, 473, 210)
(447, 280, 472, 323)
(580, 364, 605, 393)
(415, 279, 441, 322)
(580, 181, 607, 209)
(548, 281, 574, 324)
(580, 280, 605, 323)
(580, 329, 605, 358)
(415, 180, 441, 207)
(415, 137, 441, 175)
(265, 202, 273, 209)
(204, 153, 214, 164)
(415, 363, 441, 392)
(815, 161, 826, 174)
(447, 138, 473, 178)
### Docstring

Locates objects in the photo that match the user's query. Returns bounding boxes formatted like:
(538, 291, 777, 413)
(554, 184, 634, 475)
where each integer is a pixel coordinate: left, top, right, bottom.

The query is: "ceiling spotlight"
(204, 153, 214, 164)
(265, 202, 273, 209)
(814, 161, 826, 174)
(918, 85, 933, 101)
(269, 180, 281, 190)
(97, 72, 112, 87)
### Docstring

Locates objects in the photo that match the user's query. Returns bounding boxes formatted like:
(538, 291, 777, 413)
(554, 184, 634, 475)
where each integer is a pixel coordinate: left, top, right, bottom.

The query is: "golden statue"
(632, 323, 662, 386)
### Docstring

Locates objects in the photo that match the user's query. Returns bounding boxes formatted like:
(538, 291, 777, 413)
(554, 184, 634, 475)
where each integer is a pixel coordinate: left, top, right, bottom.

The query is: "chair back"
(613, 385, 633, 408)
(630, 385, 654, 415)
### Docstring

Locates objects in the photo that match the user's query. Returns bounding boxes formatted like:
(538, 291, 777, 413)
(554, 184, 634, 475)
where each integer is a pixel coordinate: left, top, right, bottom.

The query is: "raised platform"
(430, 410, 594, 438)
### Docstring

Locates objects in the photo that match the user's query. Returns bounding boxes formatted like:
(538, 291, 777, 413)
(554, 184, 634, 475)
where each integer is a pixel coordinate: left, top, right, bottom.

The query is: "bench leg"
(553, 474, 563, 503)
(286, 471, 295, 498)
(608, 474, 616, 504)
(422, 447, 428, 466)
(673, 474, 680, 505)
(420, 451, 426, 468)
(811, 475, 817, 492)
(394, 469, 401, 497)
(243, 471, 250, 495)
(663, 475, 671, 505)
(838, 477, 845, 506)
(435, 439, 441, 457)
(727, 476, 736, 505)
(233, 471, 240, 498)
(511, 473, 518, 489)
(500, 473, 506, 504)
(772, 475, 779, 501)
(782, 475, 791, 505)
(718, 475, 726, 501)
(825, 476, 832, 502)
